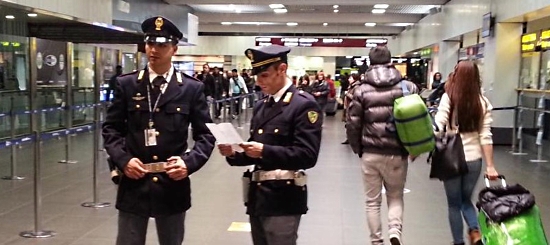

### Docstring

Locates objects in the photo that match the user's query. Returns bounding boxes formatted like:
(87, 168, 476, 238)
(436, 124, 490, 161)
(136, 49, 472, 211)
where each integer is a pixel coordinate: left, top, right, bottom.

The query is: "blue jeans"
(443, 159, 482, 244)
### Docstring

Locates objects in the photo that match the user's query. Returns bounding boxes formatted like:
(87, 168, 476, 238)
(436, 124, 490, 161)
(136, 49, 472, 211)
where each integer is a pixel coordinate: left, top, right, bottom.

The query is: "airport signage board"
(255, 37, 388, 48)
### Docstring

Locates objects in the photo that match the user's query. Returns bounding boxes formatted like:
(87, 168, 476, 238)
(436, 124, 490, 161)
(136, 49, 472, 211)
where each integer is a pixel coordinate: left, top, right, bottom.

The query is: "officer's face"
(145, 42, 177, 67)
(256, 63, 287, 95)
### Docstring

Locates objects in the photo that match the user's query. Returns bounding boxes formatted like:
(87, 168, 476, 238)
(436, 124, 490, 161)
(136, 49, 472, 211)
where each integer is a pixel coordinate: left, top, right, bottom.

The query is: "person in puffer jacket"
(346, 46, 418, 245)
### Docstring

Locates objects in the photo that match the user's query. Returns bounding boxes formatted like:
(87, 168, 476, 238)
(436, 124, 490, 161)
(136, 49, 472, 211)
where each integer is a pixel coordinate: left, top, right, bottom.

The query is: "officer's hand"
(240, 142, 263, 159)
(124, 158, 148, 179)
(218, 144, 235, 157)
(165, 156, 188, 181)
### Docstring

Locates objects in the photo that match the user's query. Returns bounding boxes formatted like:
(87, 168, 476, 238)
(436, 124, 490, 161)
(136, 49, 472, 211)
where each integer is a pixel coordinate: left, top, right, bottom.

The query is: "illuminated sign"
(521, 33, 538, 52)
(540, 30, 550, 50)
(255, 37, 388, 48)
(522, 33, 537, 43)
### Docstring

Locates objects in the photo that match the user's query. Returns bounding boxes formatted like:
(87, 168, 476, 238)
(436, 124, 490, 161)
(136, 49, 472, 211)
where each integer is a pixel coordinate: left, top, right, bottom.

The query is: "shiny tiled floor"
(0, 112, 549, 245)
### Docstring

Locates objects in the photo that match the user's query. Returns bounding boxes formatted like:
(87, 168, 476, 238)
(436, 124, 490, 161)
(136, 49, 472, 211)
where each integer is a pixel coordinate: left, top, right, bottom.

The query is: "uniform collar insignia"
(283, 92, 293, 103)
(137, 70, 145, 82)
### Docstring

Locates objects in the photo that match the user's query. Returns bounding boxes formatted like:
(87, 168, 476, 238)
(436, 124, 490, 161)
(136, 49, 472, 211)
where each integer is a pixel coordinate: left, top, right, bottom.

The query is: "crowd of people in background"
(193, 64, 343, 120)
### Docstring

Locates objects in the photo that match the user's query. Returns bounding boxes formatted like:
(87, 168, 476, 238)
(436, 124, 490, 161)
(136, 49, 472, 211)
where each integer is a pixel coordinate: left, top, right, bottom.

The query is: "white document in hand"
(206, 123, 245, 152)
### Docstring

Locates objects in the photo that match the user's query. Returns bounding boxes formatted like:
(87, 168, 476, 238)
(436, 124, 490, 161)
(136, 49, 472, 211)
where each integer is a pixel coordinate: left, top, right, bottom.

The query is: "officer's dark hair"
(369, 45, 392, 65)
(270, 61, 286, 71)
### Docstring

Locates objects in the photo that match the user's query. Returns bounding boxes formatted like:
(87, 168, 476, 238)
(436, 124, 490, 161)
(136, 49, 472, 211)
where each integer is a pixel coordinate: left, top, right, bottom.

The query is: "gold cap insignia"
(307, 111, 318, 124)
(246, 50, 254, 62)
(155, 17, 164, 31)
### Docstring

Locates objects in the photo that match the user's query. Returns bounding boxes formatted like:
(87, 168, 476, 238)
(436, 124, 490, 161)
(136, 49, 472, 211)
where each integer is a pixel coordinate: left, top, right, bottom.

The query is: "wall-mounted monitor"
(481, 12, 494, 38)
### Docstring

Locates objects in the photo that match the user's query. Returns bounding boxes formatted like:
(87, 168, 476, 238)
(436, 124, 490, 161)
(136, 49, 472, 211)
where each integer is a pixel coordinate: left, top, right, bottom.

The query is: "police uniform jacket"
(226, 85, 322, 216)
(102, 68, 216, 217)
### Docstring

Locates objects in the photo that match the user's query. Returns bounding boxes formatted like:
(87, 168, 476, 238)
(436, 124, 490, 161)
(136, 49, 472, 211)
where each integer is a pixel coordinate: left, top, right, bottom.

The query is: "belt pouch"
(242, 170, 252, 203)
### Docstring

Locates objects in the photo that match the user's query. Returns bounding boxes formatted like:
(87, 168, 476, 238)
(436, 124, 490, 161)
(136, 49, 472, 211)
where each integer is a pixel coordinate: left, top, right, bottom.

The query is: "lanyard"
(146, 79, 165, 128)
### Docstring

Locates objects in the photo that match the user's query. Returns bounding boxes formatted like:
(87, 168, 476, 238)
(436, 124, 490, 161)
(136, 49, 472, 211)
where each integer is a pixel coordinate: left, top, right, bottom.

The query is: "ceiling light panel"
(233, 21, 279, 25)
(286, 22, 298, 26)
(27, 13, 38, 17)
(374, 4, 389, 9)
(364, 22, 376, 27)
(273, 8, 287, 13)
(372, 9, 386, 14)
(189, 4, 270, 13)
(387, 23, 414, 27)
(269, 4, 285, 9)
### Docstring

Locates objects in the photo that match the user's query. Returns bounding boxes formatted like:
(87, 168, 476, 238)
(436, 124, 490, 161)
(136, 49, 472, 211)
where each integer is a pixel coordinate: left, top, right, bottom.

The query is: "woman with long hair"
(297, 74, 312, 94)
(434, 61, 499, 245)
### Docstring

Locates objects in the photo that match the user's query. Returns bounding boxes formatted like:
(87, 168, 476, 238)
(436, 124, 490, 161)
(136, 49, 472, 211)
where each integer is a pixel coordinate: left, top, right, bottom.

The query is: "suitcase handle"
(484, 174, 506, 188)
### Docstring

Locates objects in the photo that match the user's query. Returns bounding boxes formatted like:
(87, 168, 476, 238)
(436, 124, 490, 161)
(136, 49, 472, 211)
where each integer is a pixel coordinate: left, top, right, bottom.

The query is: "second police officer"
(218, 45, 323, 245)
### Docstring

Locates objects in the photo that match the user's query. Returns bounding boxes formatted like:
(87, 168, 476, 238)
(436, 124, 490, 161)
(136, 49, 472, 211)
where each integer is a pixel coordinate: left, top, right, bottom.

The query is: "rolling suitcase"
(325, 97, 337, 116)
(478, 175, 548, 245)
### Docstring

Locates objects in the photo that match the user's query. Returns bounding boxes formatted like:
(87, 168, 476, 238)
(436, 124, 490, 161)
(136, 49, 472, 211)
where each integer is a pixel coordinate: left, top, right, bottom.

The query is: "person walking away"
(433, 61, 499, 245)
(346, 46, 418, 245)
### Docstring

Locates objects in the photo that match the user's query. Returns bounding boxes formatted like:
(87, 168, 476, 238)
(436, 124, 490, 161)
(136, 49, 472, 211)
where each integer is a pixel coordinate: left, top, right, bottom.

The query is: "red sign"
(255, 37, 387, 48)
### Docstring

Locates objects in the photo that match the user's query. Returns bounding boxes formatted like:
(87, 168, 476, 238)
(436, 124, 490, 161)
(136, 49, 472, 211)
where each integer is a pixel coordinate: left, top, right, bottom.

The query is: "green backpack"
(393, 81, 435, 156)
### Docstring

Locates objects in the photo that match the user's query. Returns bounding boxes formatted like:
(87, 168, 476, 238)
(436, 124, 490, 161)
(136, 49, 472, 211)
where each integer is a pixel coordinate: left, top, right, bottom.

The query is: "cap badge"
(246, 50, 254, 62)
(155, 17, 164, 31)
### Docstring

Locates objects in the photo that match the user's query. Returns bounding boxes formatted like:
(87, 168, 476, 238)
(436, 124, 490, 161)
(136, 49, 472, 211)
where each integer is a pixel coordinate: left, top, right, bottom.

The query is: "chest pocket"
(164, 103, 190, 131)
(127, 101, 149, 131)
(256, 124, 292, 145)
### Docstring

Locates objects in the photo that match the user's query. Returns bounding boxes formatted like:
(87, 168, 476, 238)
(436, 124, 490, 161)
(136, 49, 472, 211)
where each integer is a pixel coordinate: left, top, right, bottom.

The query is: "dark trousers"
(116, 211, 186, 245)
(250, 215, 301, 245)
(232, 93, 242, 115)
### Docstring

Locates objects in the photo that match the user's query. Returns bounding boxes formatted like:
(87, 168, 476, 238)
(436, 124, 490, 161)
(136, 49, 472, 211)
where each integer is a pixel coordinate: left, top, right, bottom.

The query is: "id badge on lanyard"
(144, 80, 165, 147)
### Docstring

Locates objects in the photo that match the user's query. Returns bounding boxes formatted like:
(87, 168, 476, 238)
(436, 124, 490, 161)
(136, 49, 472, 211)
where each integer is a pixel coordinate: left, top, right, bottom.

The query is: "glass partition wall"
(0, 34, 30, 139)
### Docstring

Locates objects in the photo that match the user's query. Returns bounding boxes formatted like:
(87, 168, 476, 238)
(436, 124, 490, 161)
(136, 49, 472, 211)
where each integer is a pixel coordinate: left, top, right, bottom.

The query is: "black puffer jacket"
(477, 184, 535, 223)
(346, 64, 418, 156)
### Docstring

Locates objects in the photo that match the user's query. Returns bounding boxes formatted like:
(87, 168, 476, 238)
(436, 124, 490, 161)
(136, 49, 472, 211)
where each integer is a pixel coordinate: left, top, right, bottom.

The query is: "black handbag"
(429, 108, 468, 181)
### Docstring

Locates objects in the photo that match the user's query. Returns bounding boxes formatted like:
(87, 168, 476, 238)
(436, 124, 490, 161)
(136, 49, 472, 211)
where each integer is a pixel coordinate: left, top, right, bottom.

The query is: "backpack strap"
(400, 81, 410, 96)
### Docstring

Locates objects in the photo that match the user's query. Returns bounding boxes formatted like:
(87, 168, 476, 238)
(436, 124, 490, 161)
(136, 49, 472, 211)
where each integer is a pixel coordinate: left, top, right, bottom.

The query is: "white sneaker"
(388, 228, 402, 245)
(389, 233, 402, 245)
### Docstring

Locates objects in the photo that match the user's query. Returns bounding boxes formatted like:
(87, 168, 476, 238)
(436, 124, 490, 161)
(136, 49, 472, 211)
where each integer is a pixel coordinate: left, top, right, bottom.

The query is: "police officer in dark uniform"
(218, 45, 323, 245)
(102, 16, 216, 245)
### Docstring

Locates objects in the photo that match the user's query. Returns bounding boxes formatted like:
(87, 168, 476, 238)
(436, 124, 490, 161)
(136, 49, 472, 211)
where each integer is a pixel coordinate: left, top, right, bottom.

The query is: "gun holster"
(242, 170, 252, 203)
(107, 157, 122, 185)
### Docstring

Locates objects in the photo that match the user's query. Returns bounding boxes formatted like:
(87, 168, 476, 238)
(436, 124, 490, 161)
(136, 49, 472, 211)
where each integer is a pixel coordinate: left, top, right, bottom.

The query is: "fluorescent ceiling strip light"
(374, 4, 389, 9)
(269, 4, 285, 9)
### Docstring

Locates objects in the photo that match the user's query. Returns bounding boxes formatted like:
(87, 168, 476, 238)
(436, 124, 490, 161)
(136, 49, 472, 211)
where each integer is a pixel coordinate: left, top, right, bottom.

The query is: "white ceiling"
(163, 0, 450, 36)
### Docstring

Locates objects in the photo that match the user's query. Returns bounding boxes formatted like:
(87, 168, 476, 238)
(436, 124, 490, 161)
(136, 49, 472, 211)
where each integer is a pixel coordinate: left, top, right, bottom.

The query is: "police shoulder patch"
(307, 111, 319, 124)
